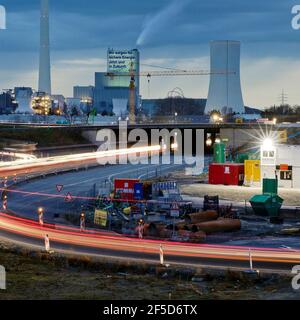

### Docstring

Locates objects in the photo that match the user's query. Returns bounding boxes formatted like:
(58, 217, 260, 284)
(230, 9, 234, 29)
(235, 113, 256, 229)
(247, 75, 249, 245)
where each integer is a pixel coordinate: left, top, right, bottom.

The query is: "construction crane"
(106, 67, 235, 125)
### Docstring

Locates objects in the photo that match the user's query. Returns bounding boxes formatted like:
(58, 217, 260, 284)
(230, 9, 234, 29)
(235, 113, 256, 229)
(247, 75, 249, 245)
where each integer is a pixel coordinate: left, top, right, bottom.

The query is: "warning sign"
(64, 192, 73, 202)
(170, 202, 180, 218)
(56, 184, 64, 192)
(94, 209, 108, 227)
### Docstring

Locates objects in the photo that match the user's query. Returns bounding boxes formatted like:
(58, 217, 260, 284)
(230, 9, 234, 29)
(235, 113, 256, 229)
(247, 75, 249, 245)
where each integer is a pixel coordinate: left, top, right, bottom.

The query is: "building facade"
(14, 87, 33, 113)
(93, 48, 140, 114)
(73, 86, 94, 100)
(260, 144, 300, 189)
(0, 90, 18, 114)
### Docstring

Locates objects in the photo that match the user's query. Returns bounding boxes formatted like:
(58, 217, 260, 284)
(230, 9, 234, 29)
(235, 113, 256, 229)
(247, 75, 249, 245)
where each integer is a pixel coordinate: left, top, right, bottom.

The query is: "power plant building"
(206, 40, 245, 114)
(14, 87, 33, 114)
(73, 86, 94, 101)
(93, 49, 140, 114)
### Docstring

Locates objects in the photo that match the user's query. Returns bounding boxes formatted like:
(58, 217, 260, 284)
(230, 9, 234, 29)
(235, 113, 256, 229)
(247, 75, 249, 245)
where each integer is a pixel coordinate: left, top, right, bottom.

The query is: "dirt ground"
(0, 245, 300, 300)
(180, 184, 300, 207)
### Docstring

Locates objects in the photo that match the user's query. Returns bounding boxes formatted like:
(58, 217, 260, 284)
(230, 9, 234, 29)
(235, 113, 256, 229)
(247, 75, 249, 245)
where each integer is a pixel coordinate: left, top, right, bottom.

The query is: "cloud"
(136, 0, 192, 46)
(1, 0, 300, 106)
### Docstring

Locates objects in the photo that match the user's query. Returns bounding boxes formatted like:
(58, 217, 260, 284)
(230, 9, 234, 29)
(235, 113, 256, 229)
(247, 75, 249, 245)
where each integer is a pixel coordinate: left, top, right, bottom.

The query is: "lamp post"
(206, 133, 213, 147)
(2, 195, 7, 210)
(174, 112, 178, 124)
(80, 212, 85, 232)
(38, 207, 44, 226)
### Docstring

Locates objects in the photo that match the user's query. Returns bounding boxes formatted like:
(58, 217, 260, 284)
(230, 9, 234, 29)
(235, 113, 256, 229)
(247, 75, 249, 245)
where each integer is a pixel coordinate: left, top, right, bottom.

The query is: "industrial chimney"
(206, 40, 244, 115)
(38, 0, 51, 95)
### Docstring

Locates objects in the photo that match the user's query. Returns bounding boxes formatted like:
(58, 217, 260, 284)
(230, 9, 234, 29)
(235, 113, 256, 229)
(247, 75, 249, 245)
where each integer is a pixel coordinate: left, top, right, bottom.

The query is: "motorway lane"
(0, 212, 299, 272)
(1, 151, 299, 272)
(6, 162, 184, 222)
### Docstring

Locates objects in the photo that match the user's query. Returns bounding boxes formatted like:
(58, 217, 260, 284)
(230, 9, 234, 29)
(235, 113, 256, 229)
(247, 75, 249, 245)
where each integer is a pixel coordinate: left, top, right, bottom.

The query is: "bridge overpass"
(0, 121, 292, 151)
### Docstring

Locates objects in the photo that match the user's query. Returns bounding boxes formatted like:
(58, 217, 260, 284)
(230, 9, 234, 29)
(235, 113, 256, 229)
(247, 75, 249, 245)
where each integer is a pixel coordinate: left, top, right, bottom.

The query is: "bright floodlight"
(262, 138, 273, 150)
(212, 114, 219, 122)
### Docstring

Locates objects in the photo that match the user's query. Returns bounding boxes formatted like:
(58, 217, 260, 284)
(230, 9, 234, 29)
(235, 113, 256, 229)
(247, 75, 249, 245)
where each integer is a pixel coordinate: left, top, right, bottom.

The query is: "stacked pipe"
(142, 210, 241, 242)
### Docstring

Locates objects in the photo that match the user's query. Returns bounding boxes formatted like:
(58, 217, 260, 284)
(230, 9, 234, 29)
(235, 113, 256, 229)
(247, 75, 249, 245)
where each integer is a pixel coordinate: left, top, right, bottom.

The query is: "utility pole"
(278, 89, 288, 106)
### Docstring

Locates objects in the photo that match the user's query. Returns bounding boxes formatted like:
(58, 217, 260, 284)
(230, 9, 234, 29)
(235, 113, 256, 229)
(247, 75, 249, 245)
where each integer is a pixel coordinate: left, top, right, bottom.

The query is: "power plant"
(38, 0, 51, 95)
(206, 40, 245, 115)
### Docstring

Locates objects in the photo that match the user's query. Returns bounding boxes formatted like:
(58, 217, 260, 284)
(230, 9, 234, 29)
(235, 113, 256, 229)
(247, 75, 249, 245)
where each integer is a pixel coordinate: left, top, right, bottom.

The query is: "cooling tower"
(206, 40, 244, 114)
(38, 0, 51, 95)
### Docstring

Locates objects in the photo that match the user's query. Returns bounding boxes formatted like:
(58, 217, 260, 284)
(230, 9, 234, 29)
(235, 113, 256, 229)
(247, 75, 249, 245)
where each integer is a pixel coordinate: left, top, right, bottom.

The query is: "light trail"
(0, 212, 300, 269)
(0, 145, 299, 270)
(0, 145, 161, 177)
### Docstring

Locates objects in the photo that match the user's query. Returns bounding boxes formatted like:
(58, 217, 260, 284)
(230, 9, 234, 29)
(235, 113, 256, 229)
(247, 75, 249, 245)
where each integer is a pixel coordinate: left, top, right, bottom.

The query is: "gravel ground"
(1, 245, 300, 300)
(180, 184, 300, 207)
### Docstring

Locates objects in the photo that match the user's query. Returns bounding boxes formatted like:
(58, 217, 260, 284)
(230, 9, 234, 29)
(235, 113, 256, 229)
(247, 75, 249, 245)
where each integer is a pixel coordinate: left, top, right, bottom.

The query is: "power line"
(278, 89, 288, 106)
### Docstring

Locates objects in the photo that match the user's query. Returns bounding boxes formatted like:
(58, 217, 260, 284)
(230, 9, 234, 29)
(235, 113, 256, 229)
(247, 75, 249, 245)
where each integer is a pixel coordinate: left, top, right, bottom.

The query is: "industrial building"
(142, 98, 206, 117)
(93, 48, 140, 115)
(14, 87, 33, 114)
(73, 86, 94, 101)
(206, 40, 245, 115)
(0, 90, 18, 114)
(31, 92, 52, 115)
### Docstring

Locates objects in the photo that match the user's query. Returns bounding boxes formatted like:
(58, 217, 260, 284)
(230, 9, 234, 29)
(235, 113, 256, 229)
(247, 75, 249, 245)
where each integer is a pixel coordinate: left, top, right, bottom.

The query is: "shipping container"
(114, 178, 140, 200)
(208, 163, 225, 184)
(209, 163, 244, 186)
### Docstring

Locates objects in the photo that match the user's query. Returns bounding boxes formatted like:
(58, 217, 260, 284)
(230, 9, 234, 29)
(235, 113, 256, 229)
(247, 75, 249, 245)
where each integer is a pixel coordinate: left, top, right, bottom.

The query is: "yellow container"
(245, 160, 261, 183)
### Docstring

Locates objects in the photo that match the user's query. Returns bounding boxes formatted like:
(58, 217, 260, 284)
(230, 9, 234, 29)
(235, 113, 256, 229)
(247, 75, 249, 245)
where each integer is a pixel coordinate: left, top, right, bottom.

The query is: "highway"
(0, 212, 299, 272)
(6, 162, 183, 222)
(0, 148, 299, 273)
(0, 145, 161, 176)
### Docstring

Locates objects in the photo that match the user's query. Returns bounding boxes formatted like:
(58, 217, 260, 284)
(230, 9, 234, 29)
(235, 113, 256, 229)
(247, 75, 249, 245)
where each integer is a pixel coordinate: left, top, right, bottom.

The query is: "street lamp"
(2, 195, 7, 210)
(171, 132, 178, 150)
(37, 207, 44, 226)
(215, 137, 221, 144)
(174, 112, 178, 124)
(206, 134, 213, 147)
(161, 138, 167, 151)
(262, 138, 274, 151)
(80, 212, 85, 232)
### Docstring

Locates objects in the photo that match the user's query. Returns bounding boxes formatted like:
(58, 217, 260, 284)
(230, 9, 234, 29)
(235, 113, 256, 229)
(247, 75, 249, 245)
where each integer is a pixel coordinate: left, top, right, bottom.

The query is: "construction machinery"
(106, 66, 235, 125)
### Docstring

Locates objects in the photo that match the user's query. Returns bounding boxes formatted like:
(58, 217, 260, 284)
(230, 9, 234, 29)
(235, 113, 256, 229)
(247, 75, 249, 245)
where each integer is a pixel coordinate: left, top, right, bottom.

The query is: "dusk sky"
(1, 0, 300, 108)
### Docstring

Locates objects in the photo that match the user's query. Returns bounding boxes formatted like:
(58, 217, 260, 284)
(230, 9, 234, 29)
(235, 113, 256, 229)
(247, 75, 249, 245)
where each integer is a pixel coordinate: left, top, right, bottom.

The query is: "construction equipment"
(106, 67, 235, 125)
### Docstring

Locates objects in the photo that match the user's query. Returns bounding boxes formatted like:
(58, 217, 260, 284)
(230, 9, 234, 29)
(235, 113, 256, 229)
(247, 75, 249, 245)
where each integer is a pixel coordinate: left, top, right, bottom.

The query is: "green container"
(263, 178, 278, 195)
(213, 142, 226, 163)
(250, 194, 283, 217)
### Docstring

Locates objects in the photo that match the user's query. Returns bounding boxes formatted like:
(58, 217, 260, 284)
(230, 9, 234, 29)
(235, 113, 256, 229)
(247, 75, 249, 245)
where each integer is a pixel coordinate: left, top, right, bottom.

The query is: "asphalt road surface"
(6, 162, 183, 222)
(0, 212, 299, 273)
(0, 153, 300, 273)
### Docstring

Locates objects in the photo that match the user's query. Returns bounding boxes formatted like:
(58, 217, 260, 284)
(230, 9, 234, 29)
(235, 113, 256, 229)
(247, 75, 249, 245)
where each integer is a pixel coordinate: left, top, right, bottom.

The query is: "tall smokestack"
(206, 40, 244, 114)
(38, 0, 51, 94)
